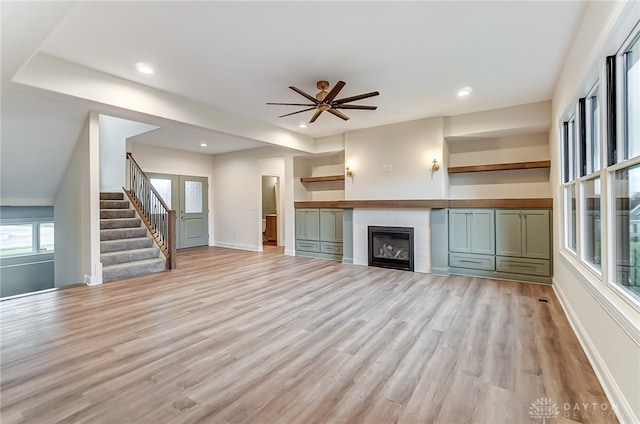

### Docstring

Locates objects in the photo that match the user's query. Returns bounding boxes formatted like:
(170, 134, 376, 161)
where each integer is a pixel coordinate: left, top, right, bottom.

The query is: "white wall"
(345, 117, 446, 200)
(54, 111, 101, 286)
(128, 142, 215, 245)
(448, 133, 551, 199)
(444, 101, 551, 138)
(294, 153, 346, 201)
(99, 115, 158, 191)
(550, 1, 640, 422)
(213, 147, 292, 252)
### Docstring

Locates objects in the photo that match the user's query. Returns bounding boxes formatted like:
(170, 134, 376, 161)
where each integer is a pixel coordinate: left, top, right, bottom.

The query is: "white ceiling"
(1, 1, 587, 201)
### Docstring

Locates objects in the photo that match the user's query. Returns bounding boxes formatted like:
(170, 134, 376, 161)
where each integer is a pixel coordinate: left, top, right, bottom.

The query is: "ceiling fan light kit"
(267, 80, 379, 123)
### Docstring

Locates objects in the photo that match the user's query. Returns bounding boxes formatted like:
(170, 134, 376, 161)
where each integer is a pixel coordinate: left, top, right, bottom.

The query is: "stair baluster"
(125, 152, 177, 269)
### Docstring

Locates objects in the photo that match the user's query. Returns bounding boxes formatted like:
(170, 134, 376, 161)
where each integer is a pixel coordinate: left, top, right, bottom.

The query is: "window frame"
(0, 218, 55, 258)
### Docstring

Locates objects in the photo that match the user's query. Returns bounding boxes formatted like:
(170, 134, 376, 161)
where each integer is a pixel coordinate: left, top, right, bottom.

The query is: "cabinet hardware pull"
(459, 259, 482, 264)
(507, 264, 536, 269)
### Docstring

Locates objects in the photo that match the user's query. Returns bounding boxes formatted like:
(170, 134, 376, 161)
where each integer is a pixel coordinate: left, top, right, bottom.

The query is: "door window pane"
(0, 224, 34, 256)
(614, 164, 640, 299)
(565, 184, 577, 252)
(150, 178, 172, 209)
(184, 181, 203, 213)
(39, 222, 54, 252)
(624, 36, 639, 160)
(584, 177, 601, 269)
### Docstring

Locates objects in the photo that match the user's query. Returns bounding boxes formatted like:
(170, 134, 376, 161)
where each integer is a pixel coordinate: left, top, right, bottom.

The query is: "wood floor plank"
(0, 246, 617, 423)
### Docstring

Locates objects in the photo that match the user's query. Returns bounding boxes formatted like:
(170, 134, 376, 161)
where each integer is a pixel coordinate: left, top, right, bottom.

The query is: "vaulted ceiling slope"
(1, 1, 586, 202)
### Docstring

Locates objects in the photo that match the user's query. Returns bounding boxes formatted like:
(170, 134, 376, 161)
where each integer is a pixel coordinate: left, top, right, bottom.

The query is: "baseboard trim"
(213, 241, 260, 252)
(553, 280, 638, 424)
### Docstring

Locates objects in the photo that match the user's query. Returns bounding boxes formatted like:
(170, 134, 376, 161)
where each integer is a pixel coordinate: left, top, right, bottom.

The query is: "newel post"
(168, 210, 177, 270)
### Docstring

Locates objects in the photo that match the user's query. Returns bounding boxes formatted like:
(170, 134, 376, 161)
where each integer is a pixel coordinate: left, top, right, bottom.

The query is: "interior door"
(179, 175, 208, 248)
(148, 173, 208, 249)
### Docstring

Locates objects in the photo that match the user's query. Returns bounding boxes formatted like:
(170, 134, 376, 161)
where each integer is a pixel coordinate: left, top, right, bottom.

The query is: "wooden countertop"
(294, 198, 552, 209)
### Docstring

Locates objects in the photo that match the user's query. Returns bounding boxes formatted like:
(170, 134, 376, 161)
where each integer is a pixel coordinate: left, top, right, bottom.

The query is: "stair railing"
(125, 152, 176, 269)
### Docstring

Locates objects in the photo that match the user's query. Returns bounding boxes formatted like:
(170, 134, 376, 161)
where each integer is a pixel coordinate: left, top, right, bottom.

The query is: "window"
(0, 223, 34, 256)
(622, 34, 639, 161)
(565, 184, 577, 253)
(150, 178, 172, 209)
(39, 223, 54, 252)
(614, 164, 640, 298)
(0, 221, 54, 257)
(587, 88, 600, 173)
(564, 118, 576, 182)
(584, 177, 601, 270)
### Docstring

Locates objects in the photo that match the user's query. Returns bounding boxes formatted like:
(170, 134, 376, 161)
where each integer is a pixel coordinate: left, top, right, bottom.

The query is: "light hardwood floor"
(1, 246, 616, 423)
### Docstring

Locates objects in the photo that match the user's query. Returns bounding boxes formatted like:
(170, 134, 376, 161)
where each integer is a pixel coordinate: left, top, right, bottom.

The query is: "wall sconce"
(346, 165, 354, 178)
(432, 158, 440, 172)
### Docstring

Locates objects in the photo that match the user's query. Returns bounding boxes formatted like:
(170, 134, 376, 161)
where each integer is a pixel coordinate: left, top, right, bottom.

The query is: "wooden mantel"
(294, 198, 553, 209)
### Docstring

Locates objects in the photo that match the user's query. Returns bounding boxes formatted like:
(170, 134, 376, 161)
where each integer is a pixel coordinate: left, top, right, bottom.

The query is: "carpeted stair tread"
(102, 258, 167, 282)
(100, 237, 153, 253)
(100, 192, 125, 201)
(99, 191, 167, 282)
(101, 209, 136, 219)
(100, 227, 148, 241)
(101, 247, 160, 266)
(100, 200, 130, 209)
(100, 218, 141, 229)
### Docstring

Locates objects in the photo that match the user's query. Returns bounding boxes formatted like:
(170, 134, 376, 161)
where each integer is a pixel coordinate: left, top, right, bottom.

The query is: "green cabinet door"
(449, 209, 472, 253)
(295, 208, 319, 240)
(522, 210, 550, 259)
(496, 210, 523, 257)
(496, 209, 550, 259)
(320, 209, 343, 242)
(470, 210, 495, 255)
(449, 209, 494, 254)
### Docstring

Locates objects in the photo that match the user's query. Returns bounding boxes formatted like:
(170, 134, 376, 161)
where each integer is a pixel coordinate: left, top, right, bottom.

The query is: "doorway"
(147, 173, 209, 249)
(261, 176, 279, 246)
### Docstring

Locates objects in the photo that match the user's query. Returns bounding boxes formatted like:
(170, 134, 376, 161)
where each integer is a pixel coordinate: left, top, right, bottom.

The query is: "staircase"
(100, 192, 167, 282)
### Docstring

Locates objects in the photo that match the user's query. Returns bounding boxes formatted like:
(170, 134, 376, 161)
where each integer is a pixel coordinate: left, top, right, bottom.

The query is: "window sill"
(0, 252, 54, 267)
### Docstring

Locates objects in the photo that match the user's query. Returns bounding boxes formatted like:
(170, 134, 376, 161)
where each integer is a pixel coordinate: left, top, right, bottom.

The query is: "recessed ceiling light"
(457, 86, 472, 97)
(299, 124, 307, 128)
(136, 63, 154, 75)
(200, 143, 207, 147)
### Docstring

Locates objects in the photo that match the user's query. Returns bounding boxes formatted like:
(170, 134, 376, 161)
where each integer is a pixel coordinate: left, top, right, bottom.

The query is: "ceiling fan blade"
(323, 81, 346, 104)
(334, 104, 377, 110)
(267, 102, 317, 107)
(290, 86, 319, 103)
(278, 107, 317, 118)
(328, 109, 350, 121)
(333, 91, 380, 105)
(309, 109, 324, 123)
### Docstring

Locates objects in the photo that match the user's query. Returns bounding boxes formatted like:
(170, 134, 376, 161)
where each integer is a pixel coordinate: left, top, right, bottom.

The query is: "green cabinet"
(296, 208, 343, 260)
(496, 210, 550, 259)
(449, 209, 495, 255)
(448, 208, 552, 283)
(295, 208, 319, 241)
(449, 209, 495, 272)
(320, 209, 343, 242)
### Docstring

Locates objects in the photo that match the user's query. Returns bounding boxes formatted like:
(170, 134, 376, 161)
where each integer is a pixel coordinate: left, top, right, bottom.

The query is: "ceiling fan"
(267, 80, 379, 123)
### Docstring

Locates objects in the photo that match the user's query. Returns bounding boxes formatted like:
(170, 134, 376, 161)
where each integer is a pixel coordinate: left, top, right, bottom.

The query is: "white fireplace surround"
(353, 209, 431, 273)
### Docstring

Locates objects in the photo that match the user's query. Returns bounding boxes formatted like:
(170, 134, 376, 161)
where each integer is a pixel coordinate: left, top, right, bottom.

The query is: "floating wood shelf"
(447, 160, 551, 174)
(300, 175, 345, 183)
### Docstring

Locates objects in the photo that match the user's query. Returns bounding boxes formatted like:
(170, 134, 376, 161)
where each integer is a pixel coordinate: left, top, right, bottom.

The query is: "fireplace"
(368, 226, 414, 271)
